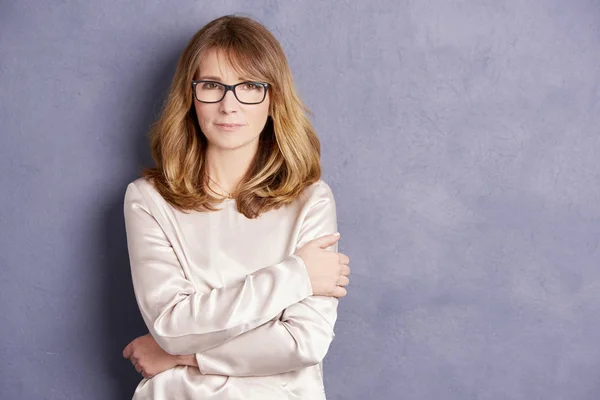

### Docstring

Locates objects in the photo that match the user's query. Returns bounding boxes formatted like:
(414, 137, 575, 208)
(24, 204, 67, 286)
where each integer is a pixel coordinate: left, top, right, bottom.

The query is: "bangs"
(203, 40, 274, 84)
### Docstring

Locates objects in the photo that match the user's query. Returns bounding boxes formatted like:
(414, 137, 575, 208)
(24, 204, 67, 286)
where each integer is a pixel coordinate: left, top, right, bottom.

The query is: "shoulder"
(293, 179, 338, 226)
(124, 177, 162, 208)
(298, 179, 336, 210)
(304, 179, 334, 197)
(127, 176, 156, 192)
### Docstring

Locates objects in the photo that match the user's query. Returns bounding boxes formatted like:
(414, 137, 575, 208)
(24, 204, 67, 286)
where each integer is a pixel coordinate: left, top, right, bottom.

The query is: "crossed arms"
(123, 181, 339, 376)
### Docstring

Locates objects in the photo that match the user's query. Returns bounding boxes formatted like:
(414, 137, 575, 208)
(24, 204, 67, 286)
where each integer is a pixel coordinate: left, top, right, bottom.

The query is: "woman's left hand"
(122, 333, 178, 379)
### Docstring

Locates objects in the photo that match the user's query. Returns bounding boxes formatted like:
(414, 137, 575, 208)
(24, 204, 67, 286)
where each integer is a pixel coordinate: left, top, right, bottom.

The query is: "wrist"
(290, 254, 313, 296)
(175, 354, 198, 367)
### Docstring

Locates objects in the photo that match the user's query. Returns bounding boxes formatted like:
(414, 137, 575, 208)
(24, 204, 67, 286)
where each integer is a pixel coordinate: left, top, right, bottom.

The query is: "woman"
(122, 15, 351, 399)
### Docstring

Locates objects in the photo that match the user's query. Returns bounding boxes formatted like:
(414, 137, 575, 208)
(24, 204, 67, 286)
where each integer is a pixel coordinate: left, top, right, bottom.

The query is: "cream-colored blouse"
(123, 177, 340, 399)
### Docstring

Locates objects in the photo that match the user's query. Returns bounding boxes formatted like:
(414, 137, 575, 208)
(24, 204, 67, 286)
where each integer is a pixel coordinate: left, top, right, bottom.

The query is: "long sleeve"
(123, 182, 314, 355)
(195, 182, 340, 376)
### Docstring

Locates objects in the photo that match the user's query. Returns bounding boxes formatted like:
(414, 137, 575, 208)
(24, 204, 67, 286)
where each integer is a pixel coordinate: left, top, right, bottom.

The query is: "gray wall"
(1, 1, 599, 399)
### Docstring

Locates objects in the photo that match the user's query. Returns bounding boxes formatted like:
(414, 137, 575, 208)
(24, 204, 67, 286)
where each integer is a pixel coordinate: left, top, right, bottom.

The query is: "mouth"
(215, 123, 245, 131)
(215, 123, 244, 127)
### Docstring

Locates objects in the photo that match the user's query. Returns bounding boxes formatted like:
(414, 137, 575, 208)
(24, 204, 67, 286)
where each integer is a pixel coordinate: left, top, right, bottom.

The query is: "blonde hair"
(141, 14, 322, 219)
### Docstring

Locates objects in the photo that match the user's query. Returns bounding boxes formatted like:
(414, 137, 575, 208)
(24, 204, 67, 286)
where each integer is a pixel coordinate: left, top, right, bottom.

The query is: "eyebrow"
(197, 75, 253, 82)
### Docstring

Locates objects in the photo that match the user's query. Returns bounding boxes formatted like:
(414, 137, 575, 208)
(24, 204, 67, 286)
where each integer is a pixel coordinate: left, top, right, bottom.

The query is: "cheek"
(194, 102, 205, 119)
(194, 103, 214, 128)
(248, 104, 269, 126)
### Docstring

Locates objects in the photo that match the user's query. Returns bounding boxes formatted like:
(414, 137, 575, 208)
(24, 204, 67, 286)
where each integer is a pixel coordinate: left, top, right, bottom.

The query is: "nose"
(218, 89, 240, 114)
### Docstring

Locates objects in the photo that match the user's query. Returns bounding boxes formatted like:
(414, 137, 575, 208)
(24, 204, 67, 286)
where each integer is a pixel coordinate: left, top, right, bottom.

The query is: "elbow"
(305, 334, 335, 365)
(291, 326, 336, 366)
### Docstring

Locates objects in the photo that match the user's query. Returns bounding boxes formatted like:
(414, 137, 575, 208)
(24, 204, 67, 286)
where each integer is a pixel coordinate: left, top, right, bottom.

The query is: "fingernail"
(333, 232, 340, 236)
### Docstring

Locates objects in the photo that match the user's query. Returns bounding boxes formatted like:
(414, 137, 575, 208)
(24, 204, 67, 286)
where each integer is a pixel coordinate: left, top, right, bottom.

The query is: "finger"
(338, 253, 350, 264)
(122, 343, 131, 358)
(337, 275, 350, 287)
(310, 233, 341, 249)
(333, 286, 347, 298)
(340, 264, 351, 276)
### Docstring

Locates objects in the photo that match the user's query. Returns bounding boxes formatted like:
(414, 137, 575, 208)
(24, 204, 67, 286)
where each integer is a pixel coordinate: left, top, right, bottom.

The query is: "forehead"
(197, 48, 251, 81)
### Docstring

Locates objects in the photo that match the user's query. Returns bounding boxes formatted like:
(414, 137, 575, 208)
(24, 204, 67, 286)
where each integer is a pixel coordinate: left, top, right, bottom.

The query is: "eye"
(242, 82, 262, 91)
(201, 82, 221, 90)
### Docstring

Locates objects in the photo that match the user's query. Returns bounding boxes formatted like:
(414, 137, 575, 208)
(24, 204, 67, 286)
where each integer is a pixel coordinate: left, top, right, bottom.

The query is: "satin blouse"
(123, 177, 340, 399)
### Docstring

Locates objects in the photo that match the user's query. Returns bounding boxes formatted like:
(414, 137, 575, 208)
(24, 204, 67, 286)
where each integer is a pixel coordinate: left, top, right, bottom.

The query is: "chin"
(207, 134, 260, 151)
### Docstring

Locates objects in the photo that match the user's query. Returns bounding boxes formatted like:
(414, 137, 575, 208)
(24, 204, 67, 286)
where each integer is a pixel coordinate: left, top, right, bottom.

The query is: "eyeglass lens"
(195, 82, 266, 104)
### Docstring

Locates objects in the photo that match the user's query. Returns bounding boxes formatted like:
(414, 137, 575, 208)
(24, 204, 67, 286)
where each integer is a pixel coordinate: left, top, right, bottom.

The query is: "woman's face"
(193, 48, 270, 152)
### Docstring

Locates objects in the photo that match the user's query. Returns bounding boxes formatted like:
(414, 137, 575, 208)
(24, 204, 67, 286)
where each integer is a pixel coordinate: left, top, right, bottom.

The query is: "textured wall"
(1, 1, 599, 399)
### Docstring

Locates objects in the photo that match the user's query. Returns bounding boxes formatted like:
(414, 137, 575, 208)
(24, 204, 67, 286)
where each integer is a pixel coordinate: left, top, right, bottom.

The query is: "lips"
(214, 123, 245, 132)
(215, 123, 244, 127)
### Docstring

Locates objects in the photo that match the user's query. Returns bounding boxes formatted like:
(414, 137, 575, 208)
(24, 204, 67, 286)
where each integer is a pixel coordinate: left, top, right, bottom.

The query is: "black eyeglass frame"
(191, 80, 270, 104)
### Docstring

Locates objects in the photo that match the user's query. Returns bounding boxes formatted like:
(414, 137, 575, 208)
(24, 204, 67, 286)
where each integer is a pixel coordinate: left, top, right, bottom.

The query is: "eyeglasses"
(191, 80, 270, 104)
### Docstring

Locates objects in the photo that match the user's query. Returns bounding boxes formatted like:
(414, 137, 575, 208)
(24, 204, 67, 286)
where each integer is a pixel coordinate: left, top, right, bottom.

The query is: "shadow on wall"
(99, 44, 183, 398)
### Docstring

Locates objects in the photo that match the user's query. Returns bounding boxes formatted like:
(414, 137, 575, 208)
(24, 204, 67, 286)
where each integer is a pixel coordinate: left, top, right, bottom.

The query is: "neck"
(205, 143, 258, 196)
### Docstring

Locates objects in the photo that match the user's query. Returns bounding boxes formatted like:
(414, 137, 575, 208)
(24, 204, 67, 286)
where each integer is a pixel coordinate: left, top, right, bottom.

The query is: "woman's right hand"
(294, 233, 351, 298)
